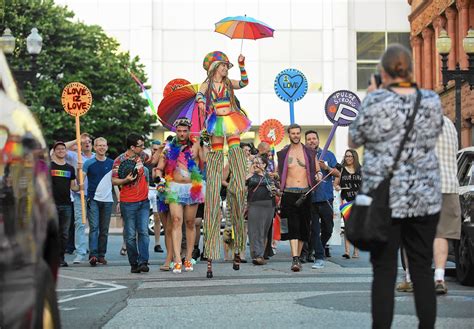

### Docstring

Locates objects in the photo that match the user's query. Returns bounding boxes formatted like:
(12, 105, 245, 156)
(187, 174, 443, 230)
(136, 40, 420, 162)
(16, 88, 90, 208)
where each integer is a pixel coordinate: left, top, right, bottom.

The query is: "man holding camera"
(112, 133, 151, 274)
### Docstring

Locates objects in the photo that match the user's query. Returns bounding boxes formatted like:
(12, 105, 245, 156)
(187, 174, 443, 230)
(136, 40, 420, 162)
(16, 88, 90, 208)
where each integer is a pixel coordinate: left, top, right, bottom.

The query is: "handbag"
(345, 89, 421, 251)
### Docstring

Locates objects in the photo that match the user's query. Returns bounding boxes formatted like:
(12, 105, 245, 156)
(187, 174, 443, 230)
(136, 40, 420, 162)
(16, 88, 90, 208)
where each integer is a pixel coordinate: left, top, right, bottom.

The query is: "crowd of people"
(47, 44, 462, 328)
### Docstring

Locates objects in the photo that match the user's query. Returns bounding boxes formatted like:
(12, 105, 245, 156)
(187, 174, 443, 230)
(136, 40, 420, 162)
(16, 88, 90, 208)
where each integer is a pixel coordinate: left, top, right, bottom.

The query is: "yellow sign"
(61, 82, 92, 117)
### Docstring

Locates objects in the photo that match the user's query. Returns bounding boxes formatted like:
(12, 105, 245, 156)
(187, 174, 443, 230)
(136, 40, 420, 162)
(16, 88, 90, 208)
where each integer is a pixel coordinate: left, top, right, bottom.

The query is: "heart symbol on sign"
(278, 74, 304, 98)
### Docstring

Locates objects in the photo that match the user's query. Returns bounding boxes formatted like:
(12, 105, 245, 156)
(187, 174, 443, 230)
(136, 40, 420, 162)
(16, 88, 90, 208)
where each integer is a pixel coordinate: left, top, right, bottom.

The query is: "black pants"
(371, 213, 439, 329)
(312, 200, 334, 248)
(56, 204, 73, 260)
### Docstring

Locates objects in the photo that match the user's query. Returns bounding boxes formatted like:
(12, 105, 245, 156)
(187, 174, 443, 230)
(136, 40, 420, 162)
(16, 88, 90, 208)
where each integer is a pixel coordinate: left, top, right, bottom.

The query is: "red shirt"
(112, 151, 150, 203)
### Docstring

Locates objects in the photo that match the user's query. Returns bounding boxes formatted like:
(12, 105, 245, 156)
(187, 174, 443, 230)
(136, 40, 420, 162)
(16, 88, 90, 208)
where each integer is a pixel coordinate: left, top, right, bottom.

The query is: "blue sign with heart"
(274, 69, 308, 103)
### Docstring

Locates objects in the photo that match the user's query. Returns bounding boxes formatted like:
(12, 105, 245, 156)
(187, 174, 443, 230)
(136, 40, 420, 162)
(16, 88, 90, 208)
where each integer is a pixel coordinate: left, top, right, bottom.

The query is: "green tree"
(2, 0, 155, 157)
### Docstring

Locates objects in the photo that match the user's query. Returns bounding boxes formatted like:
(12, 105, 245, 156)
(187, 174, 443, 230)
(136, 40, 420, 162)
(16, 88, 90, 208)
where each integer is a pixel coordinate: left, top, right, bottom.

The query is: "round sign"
(324, 90, 361, 126)
(163, 78, 191, 98)
(61, 82, 92, 117)
(259, 119, 285, 146)
(274, 68, 308, 103)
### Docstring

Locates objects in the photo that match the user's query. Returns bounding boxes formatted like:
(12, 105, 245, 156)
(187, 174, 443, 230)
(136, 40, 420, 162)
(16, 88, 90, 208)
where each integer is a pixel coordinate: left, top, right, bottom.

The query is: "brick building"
(408, 0, 474, 147)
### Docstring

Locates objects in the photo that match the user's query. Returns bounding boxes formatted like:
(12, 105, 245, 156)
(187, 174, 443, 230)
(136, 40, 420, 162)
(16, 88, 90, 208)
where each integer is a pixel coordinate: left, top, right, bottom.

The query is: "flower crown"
(173, 117, 192, 128)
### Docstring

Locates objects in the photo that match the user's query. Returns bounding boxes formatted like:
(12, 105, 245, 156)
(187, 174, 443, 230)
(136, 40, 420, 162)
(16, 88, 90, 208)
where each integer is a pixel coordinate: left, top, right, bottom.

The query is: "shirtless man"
(155, 118, 205, 274)
(277, 124, 321, 272)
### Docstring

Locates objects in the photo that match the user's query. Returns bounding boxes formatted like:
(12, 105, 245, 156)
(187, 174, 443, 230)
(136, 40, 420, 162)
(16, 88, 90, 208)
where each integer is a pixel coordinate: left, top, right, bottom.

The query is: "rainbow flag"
(340, 201, 353, 221)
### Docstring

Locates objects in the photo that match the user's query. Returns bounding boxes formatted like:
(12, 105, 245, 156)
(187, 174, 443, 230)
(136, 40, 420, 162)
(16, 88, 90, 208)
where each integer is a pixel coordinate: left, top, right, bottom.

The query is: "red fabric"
(273, 213, 281, 241)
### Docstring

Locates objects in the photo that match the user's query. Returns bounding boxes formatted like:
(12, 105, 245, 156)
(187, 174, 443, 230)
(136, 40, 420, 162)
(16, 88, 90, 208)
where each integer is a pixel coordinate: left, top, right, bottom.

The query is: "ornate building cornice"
(409, 0, 455, 36)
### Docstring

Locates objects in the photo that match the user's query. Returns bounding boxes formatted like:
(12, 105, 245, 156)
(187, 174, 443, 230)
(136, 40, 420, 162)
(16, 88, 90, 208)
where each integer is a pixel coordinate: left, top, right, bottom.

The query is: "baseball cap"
(52, 141, 66, 150)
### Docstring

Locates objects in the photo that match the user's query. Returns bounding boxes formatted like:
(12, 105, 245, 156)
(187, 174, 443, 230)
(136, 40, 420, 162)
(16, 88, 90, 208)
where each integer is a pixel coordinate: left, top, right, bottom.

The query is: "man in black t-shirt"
(50, 141, 80, 267)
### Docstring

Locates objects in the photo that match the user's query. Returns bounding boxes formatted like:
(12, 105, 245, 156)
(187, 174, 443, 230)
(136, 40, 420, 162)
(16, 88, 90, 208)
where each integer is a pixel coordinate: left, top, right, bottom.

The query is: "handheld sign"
(320, 90, 360, 160)
(274, 68, 308, 124)
(258, 119, 285, 146)
(61, 82, 92, 117)
(61, 82, 93, 224)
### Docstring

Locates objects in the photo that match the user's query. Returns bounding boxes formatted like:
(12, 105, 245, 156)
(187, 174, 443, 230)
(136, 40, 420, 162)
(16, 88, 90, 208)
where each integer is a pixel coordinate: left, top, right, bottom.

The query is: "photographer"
(246, 155, 277, 265)
(349, 44, 443, 328)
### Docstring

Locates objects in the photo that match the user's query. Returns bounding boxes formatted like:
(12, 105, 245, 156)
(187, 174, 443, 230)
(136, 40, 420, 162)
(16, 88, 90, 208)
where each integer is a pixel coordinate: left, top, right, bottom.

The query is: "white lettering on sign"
(334, 104, 358, 123)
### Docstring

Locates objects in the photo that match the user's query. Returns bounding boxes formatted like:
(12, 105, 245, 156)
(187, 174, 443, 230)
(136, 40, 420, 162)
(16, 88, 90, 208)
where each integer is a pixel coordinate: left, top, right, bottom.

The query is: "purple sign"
(324, 90, 361, 127)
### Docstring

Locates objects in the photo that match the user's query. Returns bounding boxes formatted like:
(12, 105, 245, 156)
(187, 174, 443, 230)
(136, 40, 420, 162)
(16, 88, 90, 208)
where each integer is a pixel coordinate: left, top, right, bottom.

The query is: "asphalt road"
(58, 235, 474, 329)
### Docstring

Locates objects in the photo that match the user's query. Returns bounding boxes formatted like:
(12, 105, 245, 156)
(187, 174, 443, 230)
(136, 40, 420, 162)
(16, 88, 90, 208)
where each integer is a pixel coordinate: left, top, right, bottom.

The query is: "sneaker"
(312, 259, 325, 269)
(73, 255, 84, 264)
(342, 254, 350, 259)
(89, 256, 97, 267)
(154, 245, 164, 253)
(130, 264, 140, 273)
(139, 263, 150, 273)
(192, 247, 200, 260)
(396, 281, 413, 293)
(184, 259, 196, 272)
(435, 280, 448, 295)
(173, 263, 182, 274)
(98, 257, 108, 265)
(291, 258, 300, 272)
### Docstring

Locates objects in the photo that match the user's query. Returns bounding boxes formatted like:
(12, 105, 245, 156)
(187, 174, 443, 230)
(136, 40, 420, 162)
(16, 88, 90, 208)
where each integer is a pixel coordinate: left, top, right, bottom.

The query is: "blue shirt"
(312, 148, 337, 202)
(83, 157, 114, 202)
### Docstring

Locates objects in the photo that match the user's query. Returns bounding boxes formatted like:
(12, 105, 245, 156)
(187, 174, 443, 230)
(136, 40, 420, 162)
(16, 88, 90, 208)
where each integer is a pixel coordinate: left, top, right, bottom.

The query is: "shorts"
(148, 188, 158, 213)
(166, 181, 205, 205)
(196, 203, 205, 218)
(279, 190, 311, 242)
(436, 193, 461, 239)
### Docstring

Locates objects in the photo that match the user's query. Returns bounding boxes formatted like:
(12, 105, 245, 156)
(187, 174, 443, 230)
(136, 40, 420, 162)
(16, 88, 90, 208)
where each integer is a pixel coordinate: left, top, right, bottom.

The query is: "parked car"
(0, 52, 61, 327)
(453, 147, 474, 286)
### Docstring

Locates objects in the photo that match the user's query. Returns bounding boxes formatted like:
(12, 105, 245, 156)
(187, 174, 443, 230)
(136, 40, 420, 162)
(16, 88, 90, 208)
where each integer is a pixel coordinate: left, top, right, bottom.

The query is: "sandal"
(160, 264, 170, 271)
(233, 253, 241, 271)
(206, 260, 213, 278)
(120, 247, 127, 256)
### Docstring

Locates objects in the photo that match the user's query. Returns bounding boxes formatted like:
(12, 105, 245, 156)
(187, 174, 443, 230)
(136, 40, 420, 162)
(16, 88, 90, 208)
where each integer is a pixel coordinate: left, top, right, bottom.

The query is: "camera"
(368, 73, 382, 88)
(132, 167, 138, 177)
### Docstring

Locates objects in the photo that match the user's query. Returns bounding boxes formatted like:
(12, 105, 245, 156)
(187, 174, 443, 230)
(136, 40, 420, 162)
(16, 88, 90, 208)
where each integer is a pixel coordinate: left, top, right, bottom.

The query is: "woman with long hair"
(196, 51, 251, 278)
(349, 44, 443, 328)
(338, 149, 362, 259)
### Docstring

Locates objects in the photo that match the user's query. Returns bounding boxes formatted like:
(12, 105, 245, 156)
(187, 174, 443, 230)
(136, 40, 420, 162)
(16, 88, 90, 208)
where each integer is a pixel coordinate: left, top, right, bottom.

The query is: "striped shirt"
(435, 116, 459, 194)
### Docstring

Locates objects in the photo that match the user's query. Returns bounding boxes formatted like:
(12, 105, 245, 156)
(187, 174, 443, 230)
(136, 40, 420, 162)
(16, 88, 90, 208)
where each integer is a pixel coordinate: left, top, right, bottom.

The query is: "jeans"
(88, 200, 113, 258)
(120, 199, 150, 266)
(73, 193, 88, 256)
(56, 204, 73, 260)
(312, 200, 334, 249)
(371, 214, 439, 329)
(310, 203, 325, 260)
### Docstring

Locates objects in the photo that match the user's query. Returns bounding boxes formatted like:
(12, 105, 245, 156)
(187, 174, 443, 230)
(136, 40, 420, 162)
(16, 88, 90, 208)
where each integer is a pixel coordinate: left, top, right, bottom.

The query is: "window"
(356, 32, 411, 90)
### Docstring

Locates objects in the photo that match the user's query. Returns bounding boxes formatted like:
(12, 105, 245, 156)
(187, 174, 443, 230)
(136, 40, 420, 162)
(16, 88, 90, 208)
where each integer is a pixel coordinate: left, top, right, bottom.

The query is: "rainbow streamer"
(130, 71, 156, 116)
(339, 201, 353, 221)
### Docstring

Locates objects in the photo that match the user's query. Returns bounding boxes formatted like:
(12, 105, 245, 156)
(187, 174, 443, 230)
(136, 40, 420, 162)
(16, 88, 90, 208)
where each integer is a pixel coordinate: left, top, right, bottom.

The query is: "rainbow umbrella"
(340, 201, 353, 221)
(215, 15, 274, 52)
(157, 84, 203, 135)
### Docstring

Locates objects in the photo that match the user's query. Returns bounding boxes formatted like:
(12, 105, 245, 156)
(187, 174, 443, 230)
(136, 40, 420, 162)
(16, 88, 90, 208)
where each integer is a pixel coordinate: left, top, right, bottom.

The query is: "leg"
(73, 193, 88, 258)
(433, 238, 448, 279)
(66, 204, 75, 253)
(161, 212, 174, 268)
(98, 201, 113, 259)
(57, 205, 72, 264)
(87, 200, 100, 259)
(120, 202, 139, 266)
(227, 142, 247, 254)
(136, 200, 150, 267)
(203, 150, 224, 261)
(154, 213, 161, 247)
(402, 214, 439, 328)
(319, 201, 334, 254)
(370, 219, 401, 329)
(184, 204, 198, 262)
(310, 203, 325, 260)
(169, 203, 184, 264)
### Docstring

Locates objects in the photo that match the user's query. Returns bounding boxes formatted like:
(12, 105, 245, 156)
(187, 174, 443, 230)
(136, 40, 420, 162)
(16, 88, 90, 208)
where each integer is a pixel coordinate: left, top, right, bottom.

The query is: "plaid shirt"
(435, 116, 459, 194)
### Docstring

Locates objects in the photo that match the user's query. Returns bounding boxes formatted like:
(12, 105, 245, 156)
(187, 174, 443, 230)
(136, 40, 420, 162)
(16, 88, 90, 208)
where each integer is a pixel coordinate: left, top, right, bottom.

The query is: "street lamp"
(0, 27, 43, 90)
(436, 28, 474, 147)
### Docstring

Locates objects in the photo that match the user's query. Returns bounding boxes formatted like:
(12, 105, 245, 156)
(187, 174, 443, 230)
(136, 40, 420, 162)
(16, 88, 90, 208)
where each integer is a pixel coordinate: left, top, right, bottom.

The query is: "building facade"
(409, 0, 474, 147)
(57, 0, 410, 158)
